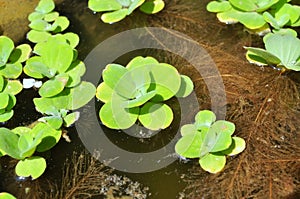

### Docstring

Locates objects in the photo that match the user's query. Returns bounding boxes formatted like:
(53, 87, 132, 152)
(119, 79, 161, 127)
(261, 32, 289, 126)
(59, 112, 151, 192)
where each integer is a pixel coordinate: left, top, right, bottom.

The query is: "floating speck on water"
(15, 176, 27, 182)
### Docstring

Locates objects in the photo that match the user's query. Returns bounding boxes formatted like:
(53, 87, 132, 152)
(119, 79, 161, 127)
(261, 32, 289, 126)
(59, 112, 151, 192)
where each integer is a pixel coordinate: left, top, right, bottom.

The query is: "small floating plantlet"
(206, 0, 300, 35)
(0, 122, 61, 179)
(27, 0, 79, 43)
(0, 36, 31, 122)
(175, 110, 246, 173)
(245, 33, 300, 71)
(96, 56, 194, 130)
(88, 0, 165, 23)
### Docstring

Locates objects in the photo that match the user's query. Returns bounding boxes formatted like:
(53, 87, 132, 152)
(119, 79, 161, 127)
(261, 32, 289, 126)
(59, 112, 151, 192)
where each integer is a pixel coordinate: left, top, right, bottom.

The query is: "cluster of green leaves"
(0, 192, 16, 199)
(0, 122, 61, 179)
(27, 0, 71, 43)
(88, 0, 165, 23)
(0, 36, 31, 122)
(24, 35, 95, 130)
(0, 0, 96, 183)
(96, 56, 194, 130)
(245, 33, 300, 71)
(175, 110, 246, 173)
(207, 0, 300, 35)
(24, 0, 96, 130)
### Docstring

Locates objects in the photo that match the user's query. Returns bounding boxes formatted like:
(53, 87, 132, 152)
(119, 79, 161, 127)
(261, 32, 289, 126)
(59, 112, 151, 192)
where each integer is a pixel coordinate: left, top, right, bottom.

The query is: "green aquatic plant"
(0, 192, 16, 199)
(245, 33, 300, 71)
(88, 0, 165, 23)
(207, 0, 300, 35)
(0, 122, 61, 179)
(96, 56, 194, 130)
(175, 110, 246, 173)
(0, 36, 31, 122)
(27, 0, 77, 43)
(24, 35, 95, 129)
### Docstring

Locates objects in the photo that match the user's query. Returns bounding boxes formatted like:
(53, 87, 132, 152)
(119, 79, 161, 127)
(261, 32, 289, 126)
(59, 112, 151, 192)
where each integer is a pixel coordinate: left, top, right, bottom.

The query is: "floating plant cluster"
(0, 36, 31, 122)
(0, 1, 255, 198)
(207, 0, 300, 72)
(175, 110, 246, 173)
(0, 0, 96, 184)
(96, 56, 194, 130)
(245, 33, 300, 71)
(88, 0, 165, 23)
(207, 0, 300, 36)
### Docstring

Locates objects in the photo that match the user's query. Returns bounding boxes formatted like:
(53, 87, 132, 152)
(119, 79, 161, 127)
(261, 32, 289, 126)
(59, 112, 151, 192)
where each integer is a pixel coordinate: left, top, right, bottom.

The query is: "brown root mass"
(147, 0, 300, 198)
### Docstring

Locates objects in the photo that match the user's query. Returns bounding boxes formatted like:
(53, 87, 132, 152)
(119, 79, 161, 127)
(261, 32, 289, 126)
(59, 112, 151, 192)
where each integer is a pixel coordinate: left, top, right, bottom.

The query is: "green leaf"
(0, 110, 14, 122)
(245, 47, 281, 65)
(39, 116, 63, 129)
(139, 0, 165, 14)
(117, 0, 130, 7)
(128, 0, 145, 14)
(88, 0, 122, 12)
(126, 56, 159, 70)
(63, 112, 80, 127)
(29, 19, 52, 31)
(229, 0, 278, 12)
(3, 80, 23, 95)
(0, 192, 17, 199)
(31, 122, 61, 152)
(199, 153, 226, 173)
(18, 133, 36, 158)
(26, 30, 51, 43)
(272, 28, 298, 37)
(0, 62, 22, 79)
(96, 82, 114, 103)
(203, 121, 234, 153)
(103, 64, 128, 89)
(180, 124, 198, 136)
(9, 44, 32, 63)
(12, 127, 31, 136)
(35, 0, 55, 14)
(148, 63, 181, 102)
(65, 60, 86, 87)
(0, 128, 21, 159)
(263, 12, 280, 29)
(65, 81, 96, 110)
(175, 75, 194, 98)
(138, 102, 173, 130)
(125, 90, 156, 108)
(175, 130, 205, 158)
(28, 12, 45, 21)
(24, 56, 52, 78)
(222, 136, 246, 156)
(236, 12, 267, 30)
(101, 9, 129, 23)
(39, 74, 69, 97)
(274, 3, 300, 25)
(195, 110, 216, 129)
(63, 33, 80, 48)
(206, 1, 232, 13)
(264, 33, 300, 70)
(114, 65, 151, 98)
(33, 97, 59, 115)
(0, 36, 14, 67)
(0, 93, 9, 109)
(44, 11, 59, 22)
(52, 16, 70, 32)
(5, 94, 17, 110)
(15, 156, 47, 180)
(99, 101, 139, 129)
(0, 75, 4, 91)
(40, 37, 74, 73)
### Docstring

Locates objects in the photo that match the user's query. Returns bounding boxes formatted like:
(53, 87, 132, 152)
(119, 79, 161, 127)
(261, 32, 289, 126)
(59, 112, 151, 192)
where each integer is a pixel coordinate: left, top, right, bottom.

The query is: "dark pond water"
(1, 0, 300, 198)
